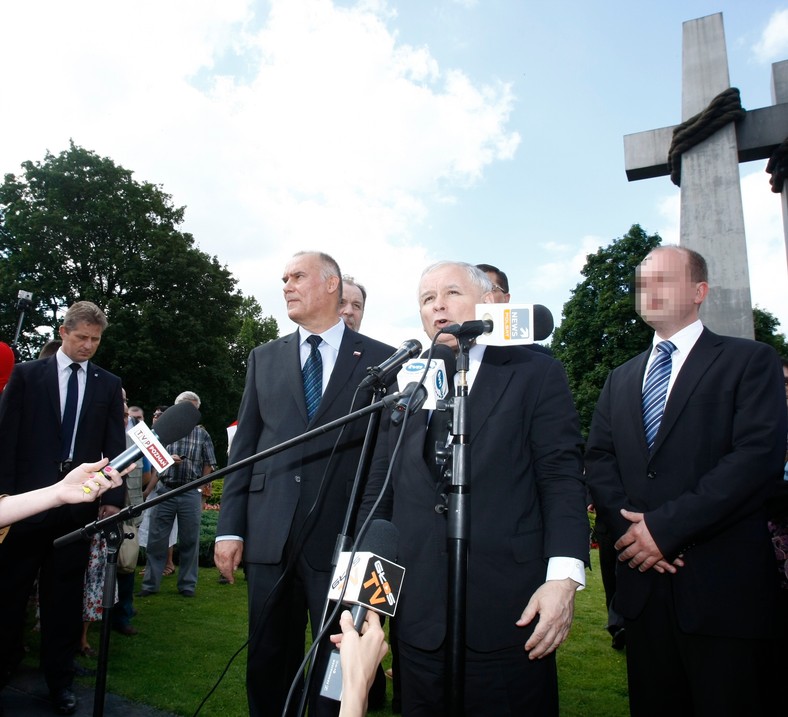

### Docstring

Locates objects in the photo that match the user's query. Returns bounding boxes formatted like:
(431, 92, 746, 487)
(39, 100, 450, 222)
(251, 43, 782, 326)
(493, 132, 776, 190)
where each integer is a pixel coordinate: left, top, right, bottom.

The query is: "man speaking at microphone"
(359, 261, 589, 716)
(214, 251, 395, 717)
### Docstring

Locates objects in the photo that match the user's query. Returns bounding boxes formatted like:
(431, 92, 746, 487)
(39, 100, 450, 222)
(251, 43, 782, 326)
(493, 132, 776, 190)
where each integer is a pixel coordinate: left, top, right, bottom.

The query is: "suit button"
(647, 470, 657, 480)
(294, 475, 301, 483)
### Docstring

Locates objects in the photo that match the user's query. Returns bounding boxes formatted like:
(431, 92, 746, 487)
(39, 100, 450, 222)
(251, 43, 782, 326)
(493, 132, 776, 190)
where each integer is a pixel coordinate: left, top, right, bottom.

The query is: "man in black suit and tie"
(214, 251, 395, 717)
(585, 246, 786, 716)
(359, 261, 589, 716)
(0, 301, 126, 715)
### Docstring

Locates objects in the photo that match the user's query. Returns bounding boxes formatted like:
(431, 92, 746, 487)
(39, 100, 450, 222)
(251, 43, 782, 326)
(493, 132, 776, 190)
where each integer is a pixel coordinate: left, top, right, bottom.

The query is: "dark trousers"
(245, 556, 340, 717)
(397, 638, 558, 717)
(113, 571, 136, 628)
(0, 510, 90, 692)
(625, 574, 777, 717)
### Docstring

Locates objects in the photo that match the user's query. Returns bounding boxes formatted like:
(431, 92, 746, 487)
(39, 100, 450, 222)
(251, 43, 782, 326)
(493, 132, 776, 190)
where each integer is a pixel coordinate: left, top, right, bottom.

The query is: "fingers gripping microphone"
(98, 401, 201, 477)
(359, 339, 422, 389)
(322, 520, 405, 700)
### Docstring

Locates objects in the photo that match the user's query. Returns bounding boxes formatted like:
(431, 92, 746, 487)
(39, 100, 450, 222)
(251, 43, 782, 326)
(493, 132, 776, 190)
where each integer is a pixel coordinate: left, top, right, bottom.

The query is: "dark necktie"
(302, 335, 323, 421)
(642, 340, 676, 451)
(61, 362, 81, 460)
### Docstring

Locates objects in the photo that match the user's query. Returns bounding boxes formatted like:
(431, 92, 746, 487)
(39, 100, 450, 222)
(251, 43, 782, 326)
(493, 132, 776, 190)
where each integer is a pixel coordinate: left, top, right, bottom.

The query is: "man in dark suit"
(0, 301, 125, 715)
(585, 246, 786, 716)
(214, 251, 395, 717)
(360, 261, 589, 716)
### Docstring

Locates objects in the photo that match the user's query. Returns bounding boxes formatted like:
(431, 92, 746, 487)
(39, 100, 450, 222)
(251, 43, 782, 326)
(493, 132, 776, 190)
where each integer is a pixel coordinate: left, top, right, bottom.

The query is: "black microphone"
(440, 319, 493, 339)
(390, 383, 427, 426)
(359, 339, 422, 389)
(532, 304, 554, 341)
(321, 519, 403, 700)
(97, 401, 201, 478)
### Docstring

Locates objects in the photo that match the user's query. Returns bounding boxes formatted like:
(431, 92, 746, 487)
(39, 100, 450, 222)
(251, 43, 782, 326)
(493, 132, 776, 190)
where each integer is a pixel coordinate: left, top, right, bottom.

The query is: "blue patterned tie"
(302, 335, 323, 421)
(642, 341, 676, 451)
(61, 362, 81, 460)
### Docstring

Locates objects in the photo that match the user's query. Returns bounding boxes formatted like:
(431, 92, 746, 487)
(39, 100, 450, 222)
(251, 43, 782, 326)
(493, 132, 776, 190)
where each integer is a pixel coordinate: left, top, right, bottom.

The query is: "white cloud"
(753, 8, 788, 62)
(0, 0, 520, 344)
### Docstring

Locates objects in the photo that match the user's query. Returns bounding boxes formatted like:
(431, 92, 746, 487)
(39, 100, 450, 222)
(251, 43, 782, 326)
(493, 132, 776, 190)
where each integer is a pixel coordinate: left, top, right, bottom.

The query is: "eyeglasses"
(491, 285, 506, 294)
(153, 411, 163, 418)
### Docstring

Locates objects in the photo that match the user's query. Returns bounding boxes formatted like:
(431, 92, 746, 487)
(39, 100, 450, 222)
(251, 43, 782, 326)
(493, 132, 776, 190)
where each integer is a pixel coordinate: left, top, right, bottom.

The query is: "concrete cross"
(624, 13, 788, 339)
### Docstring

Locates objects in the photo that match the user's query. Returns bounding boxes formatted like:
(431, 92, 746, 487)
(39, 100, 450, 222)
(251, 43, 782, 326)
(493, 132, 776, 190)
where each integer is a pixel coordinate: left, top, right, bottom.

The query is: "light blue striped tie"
(642, 340, 676, 451)
(302, 335, 323, 421)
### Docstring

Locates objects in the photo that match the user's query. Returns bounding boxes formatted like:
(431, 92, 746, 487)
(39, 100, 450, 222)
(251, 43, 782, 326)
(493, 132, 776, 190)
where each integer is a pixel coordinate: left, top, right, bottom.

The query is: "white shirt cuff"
(546, 557, 586, 590)
(215, 535, 244, 543)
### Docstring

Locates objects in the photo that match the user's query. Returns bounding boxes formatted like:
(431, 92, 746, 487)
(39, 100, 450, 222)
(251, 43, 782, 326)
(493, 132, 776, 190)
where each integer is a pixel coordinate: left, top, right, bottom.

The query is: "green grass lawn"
(47, 550, 628, 715)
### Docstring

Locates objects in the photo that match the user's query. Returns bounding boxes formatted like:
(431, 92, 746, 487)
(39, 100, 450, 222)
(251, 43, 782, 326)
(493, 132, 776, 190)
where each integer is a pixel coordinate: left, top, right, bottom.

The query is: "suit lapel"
(312, 330, 365, 424)
(43, 357, 62, 428)
(625, 351, 651, 454)
(467, 347, 515, 443)
(281, 331, 310, 424)
(652, 328, 722, 454)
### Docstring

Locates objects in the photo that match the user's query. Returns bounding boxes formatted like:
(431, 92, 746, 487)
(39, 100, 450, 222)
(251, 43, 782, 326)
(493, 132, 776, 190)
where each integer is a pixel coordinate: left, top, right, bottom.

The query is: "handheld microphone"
(358, 339, 422, 389)
(322, 519, 404, 701)
(98, 401, 201, 477)
(476, 303, 555, 345)
(390, 383, 428, 426)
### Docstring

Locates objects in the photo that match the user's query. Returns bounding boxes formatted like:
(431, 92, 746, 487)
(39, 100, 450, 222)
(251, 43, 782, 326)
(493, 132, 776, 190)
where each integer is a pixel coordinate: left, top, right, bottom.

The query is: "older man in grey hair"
(140, 391, 217, 598)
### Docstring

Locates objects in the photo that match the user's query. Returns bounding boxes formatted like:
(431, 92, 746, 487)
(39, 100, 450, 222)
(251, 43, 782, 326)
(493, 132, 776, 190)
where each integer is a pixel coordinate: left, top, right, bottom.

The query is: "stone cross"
(624, 13, 788, 339)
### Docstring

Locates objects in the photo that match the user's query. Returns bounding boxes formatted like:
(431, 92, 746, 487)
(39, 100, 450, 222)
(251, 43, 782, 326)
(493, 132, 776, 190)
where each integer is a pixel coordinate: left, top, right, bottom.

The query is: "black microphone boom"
(359, 339, 422, 389)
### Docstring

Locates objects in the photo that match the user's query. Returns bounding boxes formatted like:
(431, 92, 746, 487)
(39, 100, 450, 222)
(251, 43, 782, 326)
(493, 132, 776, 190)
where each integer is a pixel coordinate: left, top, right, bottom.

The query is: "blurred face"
(58, 321, 103, 362)
(339, 282, 365, 331)
(282, 254, 340, 332)
(484, 271, 510, 304)
(419, 264, 493, 347)
(635, 248, 708, 337)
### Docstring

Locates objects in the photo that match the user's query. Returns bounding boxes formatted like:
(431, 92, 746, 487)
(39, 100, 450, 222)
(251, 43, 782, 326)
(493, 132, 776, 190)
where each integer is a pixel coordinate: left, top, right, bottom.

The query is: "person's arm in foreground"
(330, 610, 389, 717)
(0, 458, 128, 531)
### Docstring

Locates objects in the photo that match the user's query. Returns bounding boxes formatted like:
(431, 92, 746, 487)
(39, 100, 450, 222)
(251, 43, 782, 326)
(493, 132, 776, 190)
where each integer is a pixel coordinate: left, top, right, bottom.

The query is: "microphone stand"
(54, 388, 407, 717)
(444, 335, 473, 717)
(295, 381, 387, 717)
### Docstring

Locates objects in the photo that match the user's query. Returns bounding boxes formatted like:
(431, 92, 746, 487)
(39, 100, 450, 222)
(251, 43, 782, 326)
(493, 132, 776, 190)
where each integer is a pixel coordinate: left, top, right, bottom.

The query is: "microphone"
(322, 519, 405, 700)
(392, 344, 456, 423)
(440, 319, 493, 339)
(358, 339, 422, 389)
(98, 401, 201, 478)
(475, 303, 555, 345)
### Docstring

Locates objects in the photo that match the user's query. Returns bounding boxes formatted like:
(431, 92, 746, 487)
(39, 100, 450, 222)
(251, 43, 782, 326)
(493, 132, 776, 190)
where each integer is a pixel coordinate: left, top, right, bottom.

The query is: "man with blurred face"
(585, 246, 786, 716)
(215, 252, 395, 717)
(0, 301, 125, 715)
(359, 261, 588, 715)
(339, 276, 366, 331)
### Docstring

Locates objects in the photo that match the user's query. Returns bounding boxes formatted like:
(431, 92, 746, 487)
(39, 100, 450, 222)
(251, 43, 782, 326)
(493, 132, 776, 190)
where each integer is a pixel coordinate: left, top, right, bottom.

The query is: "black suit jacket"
(360, 345, 589, 652)
(0, 354, 126, 525)
(585, 328, 787, 639)
(217, 327, 395, 571)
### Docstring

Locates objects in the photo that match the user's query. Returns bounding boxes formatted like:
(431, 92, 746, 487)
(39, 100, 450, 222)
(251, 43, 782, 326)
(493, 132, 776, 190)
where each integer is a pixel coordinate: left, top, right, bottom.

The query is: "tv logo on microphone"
(128, 422, 175, 472)
(328, 552, 405, 617)
(397, 358, 450, 410)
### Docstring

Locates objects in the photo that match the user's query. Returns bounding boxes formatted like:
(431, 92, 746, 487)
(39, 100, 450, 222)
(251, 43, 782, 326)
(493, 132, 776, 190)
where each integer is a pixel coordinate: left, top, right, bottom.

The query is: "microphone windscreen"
(359, 519, 399, 562)
(533, 304, 555, 341)
(154, 402, 202, 446)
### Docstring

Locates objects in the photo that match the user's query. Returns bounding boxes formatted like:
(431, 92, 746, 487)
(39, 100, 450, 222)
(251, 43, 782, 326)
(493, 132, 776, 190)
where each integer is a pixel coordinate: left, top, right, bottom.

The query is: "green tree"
(0, 142, 278, 460)
(552, 225, 662, 438)
(753, 306, 788, 357)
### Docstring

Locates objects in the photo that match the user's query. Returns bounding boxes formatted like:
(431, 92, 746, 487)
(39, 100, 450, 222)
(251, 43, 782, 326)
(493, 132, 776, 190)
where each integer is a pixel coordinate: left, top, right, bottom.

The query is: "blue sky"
(1, 0, 786, 346)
